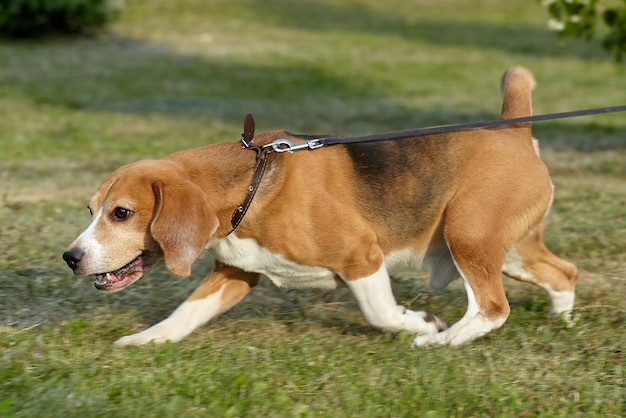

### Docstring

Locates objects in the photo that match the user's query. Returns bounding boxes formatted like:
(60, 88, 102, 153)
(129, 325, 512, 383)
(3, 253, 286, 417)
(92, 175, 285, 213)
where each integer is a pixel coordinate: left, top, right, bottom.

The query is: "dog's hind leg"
(503, 223, 578, 316)
(343, 263, 447, 335)
(415, 216, 512, 346)
(115, 262, 259, 345)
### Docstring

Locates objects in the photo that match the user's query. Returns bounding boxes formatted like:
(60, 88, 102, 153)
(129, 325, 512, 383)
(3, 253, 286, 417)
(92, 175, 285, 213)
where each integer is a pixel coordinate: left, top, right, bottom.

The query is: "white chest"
(207, 234, 341, 289)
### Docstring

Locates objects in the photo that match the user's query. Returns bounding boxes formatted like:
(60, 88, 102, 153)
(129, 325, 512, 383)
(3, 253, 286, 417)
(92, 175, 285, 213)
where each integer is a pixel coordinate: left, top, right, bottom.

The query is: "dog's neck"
(165, 140, 280, 238)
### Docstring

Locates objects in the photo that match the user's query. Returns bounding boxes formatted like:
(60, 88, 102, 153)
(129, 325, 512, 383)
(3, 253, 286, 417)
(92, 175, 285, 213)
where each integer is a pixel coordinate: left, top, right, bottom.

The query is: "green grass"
(1, 0, 625, 416)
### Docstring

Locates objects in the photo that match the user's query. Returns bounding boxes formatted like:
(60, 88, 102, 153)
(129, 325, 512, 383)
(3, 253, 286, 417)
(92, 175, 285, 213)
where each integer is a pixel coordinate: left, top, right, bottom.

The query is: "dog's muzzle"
(63, 248, 84, 271)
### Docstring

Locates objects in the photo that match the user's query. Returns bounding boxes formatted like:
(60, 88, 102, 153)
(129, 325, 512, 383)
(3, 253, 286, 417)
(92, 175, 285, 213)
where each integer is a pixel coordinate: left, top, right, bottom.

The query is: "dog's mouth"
(94, 252, 152, 293)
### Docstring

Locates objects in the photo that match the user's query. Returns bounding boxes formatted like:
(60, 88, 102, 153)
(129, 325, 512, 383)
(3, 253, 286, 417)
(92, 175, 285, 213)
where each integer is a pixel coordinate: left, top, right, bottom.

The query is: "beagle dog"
(63, 66, 577, 346)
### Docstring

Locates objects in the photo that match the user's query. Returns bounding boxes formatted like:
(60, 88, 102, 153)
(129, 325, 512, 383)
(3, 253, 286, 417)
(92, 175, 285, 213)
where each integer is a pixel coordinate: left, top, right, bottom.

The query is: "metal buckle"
(263, 138, 325, 153)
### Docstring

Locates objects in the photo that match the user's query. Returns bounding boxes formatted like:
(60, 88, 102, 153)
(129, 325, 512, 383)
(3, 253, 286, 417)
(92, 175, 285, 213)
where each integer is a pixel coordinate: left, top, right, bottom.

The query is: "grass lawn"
(1, 0, 624, 416)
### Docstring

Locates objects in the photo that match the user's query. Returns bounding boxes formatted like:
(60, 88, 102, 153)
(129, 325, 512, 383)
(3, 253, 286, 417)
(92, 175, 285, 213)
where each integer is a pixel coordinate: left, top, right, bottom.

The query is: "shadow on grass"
(0, 35, 380, 111)
(2, 31, 623, 152)
(1, 258, 470, 341)
(241, 0, 605, 60)
(1, 0, 623, 147)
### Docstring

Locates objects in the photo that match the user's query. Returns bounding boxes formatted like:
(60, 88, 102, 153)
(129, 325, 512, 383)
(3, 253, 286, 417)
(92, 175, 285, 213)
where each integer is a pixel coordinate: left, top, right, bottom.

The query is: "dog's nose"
(62, 249, 84, 270)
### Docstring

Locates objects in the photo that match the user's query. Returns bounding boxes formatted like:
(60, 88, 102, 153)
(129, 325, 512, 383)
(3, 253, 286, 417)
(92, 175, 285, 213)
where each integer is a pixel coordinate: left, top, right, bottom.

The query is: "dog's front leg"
(115, 263, 259, 345)
(344, 264, 446, 335)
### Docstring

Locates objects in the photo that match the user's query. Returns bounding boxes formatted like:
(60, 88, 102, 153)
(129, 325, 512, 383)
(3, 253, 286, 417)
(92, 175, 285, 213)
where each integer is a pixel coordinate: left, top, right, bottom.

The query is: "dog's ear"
(150, 180, 219, 277)
(242, 114, 255, 145)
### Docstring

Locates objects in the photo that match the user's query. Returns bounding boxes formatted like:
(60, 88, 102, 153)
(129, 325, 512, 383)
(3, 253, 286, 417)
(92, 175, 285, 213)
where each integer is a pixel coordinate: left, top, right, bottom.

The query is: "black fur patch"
(343, 136, 455, 240)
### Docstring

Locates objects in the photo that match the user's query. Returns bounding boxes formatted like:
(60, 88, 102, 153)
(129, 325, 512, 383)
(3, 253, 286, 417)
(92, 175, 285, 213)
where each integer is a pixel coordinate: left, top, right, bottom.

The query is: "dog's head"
(62, 159, 219, 292)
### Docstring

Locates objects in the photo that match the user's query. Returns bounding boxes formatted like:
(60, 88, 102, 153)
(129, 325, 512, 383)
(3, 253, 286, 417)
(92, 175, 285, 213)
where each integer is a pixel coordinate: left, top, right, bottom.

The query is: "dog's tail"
(500, 66, 536, 124)
(500, 66, 540, 155)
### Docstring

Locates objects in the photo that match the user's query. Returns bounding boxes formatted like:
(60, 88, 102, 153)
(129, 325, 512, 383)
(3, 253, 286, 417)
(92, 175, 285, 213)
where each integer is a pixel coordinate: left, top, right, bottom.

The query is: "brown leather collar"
(227, 114, 273, 235)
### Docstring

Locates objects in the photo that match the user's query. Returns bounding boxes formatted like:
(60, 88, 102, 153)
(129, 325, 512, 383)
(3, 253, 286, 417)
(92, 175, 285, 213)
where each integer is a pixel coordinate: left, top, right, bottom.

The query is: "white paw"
(114, 325, 179, 346)
(413, 332, 446, 347)
(556, 310, 580, 328)
(404, 310, 447, 334)
(548, 289, 575, 316)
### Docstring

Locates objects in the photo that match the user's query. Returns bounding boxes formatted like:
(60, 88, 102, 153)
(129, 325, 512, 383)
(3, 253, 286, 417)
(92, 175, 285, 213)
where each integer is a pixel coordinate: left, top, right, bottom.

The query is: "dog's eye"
(111, 207, 133, 221)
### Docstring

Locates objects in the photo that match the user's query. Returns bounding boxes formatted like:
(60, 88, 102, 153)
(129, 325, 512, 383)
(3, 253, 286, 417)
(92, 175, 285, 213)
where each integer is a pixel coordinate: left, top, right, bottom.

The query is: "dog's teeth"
(106, 272, 111, 282)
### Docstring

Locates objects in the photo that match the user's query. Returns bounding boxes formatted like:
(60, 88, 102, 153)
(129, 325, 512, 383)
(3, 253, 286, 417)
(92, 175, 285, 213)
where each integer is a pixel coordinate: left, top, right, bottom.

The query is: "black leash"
(262, 105, 626, 152)
(229, 105, 626, 234)
(320, 104, 626, 146)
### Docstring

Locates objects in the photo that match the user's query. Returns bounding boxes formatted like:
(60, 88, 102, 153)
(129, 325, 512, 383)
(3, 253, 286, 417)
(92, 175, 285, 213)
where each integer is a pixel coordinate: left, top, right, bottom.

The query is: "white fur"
(503, 247, 575, 315)
(414, 248, 507, 346)
(343, 264, 445, 334)
(71, 207, 102, 253)
(115, 286, 227, 345)
(208, 234, 340, 289)
(502, 247, 535, 281)
(543, 286, 576, 327)
(543, 286, 575, 315)
(209, 236, 449, 334)
(384, 248, 425, 271)
(414, 281, 505, 346)
(67, 208, 104, 273)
